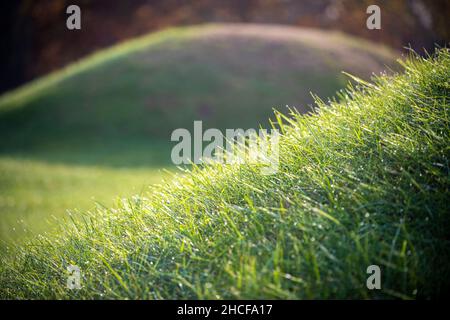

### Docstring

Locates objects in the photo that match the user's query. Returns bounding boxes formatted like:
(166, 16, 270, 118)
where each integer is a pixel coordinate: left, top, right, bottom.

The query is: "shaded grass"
(1, 49, 449, 299)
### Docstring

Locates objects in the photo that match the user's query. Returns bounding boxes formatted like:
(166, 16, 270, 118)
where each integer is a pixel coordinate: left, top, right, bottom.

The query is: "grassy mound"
(1, 49, 448, 299)
(0, 24, 396, 245)
(0, 24, 395, 150)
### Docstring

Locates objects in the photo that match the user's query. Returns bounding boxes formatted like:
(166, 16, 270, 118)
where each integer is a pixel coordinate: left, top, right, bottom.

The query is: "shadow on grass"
(0, 137, 175, 169)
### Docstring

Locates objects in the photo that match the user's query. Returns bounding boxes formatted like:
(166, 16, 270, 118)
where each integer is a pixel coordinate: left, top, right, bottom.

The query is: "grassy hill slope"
(0, 24, 396, 245)
(1, 49, 448, 299)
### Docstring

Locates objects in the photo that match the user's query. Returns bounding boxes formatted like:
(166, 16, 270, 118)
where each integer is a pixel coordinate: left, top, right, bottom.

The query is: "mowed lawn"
(0, 143, 173, 247)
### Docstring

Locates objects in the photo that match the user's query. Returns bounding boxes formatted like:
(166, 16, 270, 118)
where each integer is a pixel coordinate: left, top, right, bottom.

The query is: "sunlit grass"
(0, 137, 174, 247)
(0, 23, 397, 255)
(0, 156, 171, 247)
(0, 49, 448, 299)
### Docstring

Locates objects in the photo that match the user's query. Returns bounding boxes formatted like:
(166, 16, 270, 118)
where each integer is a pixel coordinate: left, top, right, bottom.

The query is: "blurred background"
(1, 0, 449, 93)
(0, 0, 449, 247)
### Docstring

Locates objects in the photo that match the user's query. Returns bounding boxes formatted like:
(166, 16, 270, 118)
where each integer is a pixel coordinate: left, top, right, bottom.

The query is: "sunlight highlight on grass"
(1, 49, 448, 299)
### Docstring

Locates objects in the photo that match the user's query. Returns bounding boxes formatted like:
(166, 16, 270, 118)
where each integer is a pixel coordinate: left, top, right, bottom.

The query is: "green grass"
(0, 156, 170, 246)
(0, 140, 173, 247)
(1, 49, 448, 299)
(0, 24, 396, 247)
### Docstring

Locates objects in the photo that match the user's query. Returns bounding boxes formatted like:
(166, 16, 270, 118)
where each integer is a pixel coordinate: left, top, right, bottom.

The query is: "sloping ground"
(1, 49, 448, 299)
(0, 24, 396, 245)
(0, 24, 396, 152)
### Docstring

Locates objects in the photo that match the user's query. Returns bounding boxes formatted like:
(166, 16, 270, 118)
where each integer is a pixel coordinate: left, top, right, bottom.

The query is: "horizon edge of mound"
(0, 23, 398, 111)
